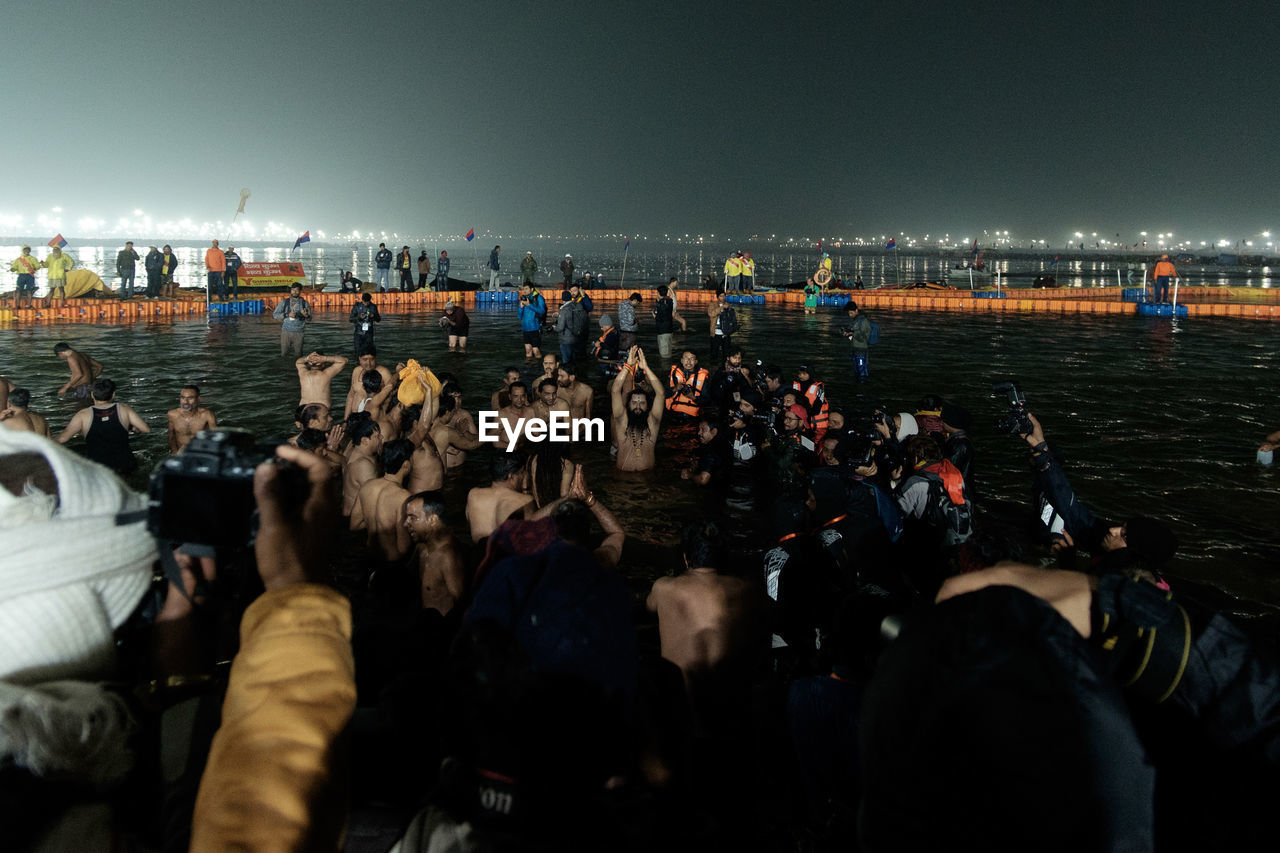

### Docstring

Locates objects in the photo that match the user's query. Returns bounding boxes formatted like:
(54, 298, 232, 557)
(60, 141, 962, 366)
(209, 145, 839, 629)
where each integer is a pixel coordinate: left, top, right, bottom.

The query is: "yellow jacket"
(44, 252, 75, 279)
(10, 253, 42, 275)
(191, 584, 355, 852)
(743, 258, 756, 277)
(724, 256, 742, 276)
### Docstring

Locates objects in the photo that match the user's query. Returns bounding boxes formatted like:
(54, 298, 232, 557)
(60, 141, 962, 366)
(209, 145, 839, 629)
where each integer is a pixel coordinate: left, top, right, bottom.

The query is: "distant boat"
(949, 264, 990, 286)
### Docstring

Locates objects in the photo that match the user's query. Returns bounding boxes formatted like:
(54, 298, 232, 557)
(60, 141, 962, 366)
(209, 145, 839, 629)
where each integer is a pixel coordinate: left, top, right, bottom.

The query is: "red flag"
(48, 233, 67, 249)
(465, 228, 475, 242)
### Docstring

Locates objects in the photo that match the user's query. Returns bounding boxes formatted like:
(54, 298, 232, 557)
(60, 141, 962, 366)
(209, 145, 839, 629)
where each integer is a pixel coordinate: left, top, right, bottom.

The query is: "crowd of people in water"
(2, 270, 1280, 852)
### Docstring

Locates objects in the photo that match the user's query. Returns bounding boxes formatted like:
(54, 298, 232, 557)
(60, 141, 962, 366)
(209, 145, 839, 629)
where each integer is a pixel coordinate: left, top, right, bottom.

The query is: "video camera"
(147, 429, 307, 549)
(992, 381, 1034, 436)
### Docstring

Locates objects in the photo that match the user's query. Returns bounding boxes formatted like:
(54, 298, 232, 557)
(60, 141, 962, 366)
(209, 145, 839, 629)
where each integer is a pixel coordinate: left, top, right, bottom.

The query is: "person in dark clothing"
(54, 377, 151, 473)
(1022, 412, 1177, 579)
(680, 417, 730, 488)
(350, 292, 381, 356)
(143, 245, 163, 298)
(397, 246, 414, 291)
(224, 246, 242, 298)
(374, 243, 393, 291)
(434, 251, 450, 291)
(941, 402, 977, 501)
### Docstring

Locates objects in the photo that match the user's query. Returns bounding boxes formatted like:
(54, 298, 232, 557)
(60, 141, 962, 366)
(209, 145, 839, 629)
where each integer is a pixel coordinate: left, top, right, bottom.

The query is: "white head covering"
(0, 430, 156, 685)
(896, 412, 919, 443)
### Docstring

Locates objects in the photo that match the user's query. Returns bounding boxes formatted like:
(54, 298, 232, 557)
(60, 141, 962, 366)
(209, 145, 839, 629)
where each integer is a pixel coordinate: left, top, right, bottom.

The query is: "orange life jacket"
(666, 365, 708, 417)
(792, 380, 829, 440)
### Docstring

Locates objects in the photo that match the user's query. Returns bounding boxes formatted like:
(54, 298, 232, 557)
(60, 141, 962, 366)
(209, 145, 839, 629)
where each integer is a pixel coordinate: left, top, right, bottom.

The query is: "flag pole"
(619, 237, 631, 290)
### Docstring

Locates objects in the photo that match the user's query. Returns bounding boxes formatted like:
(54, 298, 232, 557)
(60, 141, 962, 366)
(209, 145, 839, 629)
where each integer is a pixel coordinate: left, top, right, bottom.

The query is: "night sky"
(3, 0, 1277, 244)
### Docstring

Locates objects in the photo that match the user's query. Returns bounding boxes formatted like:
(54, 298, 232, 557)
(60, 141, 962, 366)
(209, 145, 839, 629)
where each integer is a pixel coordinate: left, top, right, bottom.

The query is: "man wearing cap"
(397, 246, 414, 292)
(224, 245, 242, 299)
(842, 301, 873, 382)
(9, 245, 41, 308)
(440, 299, 469, 351)
(205, 239, 227, 301)
(560, 253, 575, 285)
(44, 244, 76, 301)
(115, 242, 140, 298)
(374, 243, 393, 292)
(1150, 254, 1179, 304)
(592, 315, 620, 363)
(520, 251, 537, 285)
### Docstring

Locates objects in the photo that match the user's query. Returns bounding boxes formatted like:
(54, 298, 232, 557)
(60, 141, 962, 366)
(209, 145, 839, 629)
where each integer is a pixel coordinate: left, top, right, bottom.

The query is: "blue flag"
(885, 238, 896, 250)
(465, 228, 475, 242)
(293, 230, 310, 250)
(48, 233, 67, 249)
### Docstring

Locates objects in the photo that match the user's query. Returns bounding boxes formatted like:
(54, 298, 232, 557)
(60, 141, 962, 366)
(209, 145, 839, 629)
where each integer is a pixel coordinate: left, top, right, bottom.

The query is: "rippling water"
(4, 298, 1279, 607)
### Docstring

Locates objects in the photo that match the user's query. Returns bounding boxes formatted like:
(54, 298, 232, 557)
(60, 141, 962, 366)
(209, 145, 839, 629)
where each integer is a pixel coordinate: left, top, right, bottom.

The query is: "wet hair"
(437, 393, 457, 414)
(349, 417, 379, 445)
(725, 346, 743, 360)
(904, 434, 943, 470)
(504, 366, 522, 379)
(399, 404, 422, 434)
(553, 498, 593, 543)
(508, 381, 528, 397)
(491, 451, 526, 483)
(53, 342, 71, 354)
(296, 428, 327, 451)
(181, 384, 200, 396)
(441, 381, 463, 398)
(362, 371, 384, 394)
(681, 520, 727, 570)
(560, 363, 576, 378)
(698, 416, 719, 434)
(382, 438, 414, 475)
(527, 446, 568, 508)
(9, 388, 31, 408)
(657, 284, 669, 297)
(668, 276, 678, 284)
(359, 345, 378, 358)
(297, 403, 328, 428)
(406, 490, 446, 521)
(91, 377, 116, 401)
(435, 371, 459, 385)
(538, 378, 558, 395)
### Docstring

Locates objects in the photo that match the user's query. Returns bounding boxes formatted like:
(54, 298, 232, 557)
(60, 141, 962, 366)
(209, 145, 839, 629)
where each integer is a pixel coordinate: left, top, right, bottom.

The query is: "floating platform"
(4, 285, 1280, 324)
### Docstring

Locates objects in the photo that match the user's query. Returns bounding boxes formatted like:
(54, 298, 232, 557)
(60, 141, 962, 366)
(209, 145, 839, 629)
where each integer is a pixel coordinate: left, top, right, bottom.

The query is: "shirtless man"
(166, 384, 217, 453)
(53, 342, 103, 402)
(537, 353, 560, 388)
(403, 492, 467, 616)
(530, 377, 571, 423)
(0, 389, 51, 436)
(430, 384, 481, 471)
(350, 438, 415, 562)
(345, 347, 396, 418)
(353, 370, 397, 436)
(492, 382, 532, 447)
(465, 453, 534, 543)
(611, 346, 665, 472)
(296, 352, 349, 406)
(490, 366, 522, 412)
(342, 417, 383, 516)
(645, 520, 767, 700)
(556, 363, 594, 420)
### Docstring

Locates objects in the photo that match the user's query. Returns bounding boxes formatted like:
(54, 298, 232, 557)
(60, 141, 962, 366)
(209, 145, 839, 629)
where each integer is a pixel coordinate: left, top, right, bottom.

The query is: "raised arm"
(322, 355, 349, 379)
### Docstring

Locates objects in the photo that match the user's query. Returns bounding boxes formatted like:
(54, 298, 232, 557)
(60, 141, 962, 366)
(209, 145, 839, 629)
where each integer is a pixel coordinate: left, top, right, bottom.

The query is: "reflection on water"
(3, 300, 1279, 606)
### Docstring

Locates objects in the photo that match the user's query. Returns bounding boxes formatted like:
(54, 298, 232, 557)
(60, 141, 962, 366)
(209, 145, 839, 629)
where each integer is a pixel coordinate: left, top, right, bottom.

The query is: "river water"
(3, 290, 1279, 610)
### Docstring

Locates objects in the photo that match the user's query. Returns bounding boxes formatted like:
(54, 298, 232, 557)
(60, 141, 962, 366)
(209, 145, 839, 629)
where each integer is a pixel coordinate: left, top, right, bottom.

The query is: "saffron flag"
(48, 234, 67, 249)
(885, 238, 896, 250)
(293, 231, 310, 250)
(465, 228, 475, 242)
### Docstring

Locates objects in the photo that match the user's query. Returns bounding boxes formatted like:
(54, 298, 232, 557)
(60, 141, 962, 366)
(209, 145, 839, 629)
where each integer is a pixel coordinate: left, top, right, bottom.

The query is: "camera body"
(992, 381, 1034, 435)
(147, 429, 300, 548)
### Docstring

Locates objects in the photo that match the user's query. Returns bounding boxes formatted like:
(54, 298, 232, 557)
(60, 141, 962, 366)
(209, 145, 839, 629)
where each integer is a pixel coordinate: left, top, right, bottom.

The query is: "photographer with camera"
(841, 301, 873, 381)
(665, 349, 709, 423)
(1018, 410, 1179, 580)
(518, 282, 547, 359)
